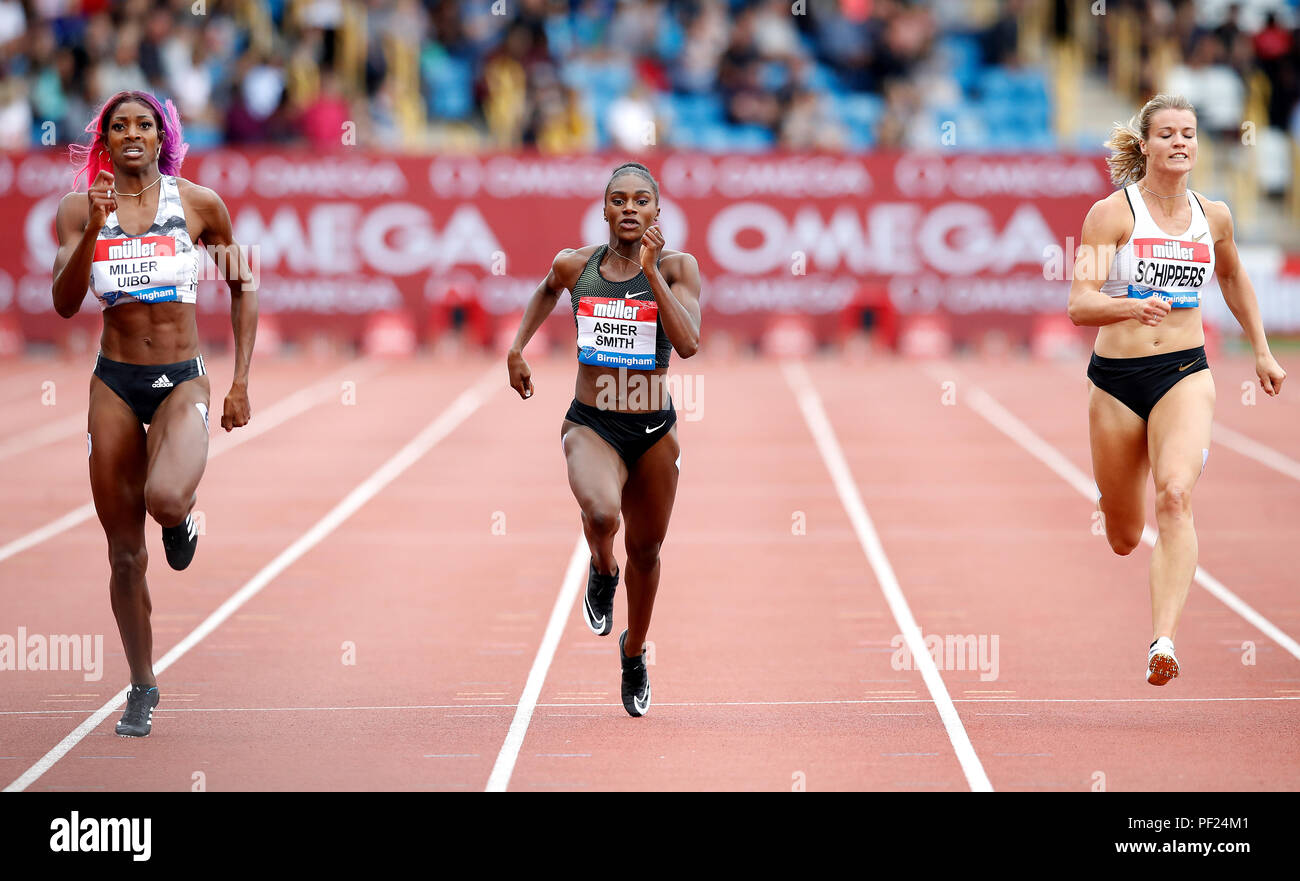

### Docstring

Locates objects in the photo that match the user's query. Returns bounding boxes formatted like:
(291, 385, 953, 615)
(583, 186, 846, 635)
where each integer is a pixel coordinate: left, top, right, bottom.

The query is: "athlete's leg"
(1146, 370, 1214, 642)
(88, 375, 153, 686)
(143, 376, 211, 528)
(618, 427, 679, 658)
(1088, 381, 1149, 555)
(562, 422, 628, 575)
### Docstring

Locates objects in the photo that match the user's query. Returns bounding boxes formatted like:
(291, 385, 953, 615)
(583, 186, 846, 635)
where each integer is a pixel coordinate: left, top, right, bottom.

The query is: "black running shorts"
(564, 398, 677, 467)
(93, 351, 207, 425)
(1086, 345, 1209, 421)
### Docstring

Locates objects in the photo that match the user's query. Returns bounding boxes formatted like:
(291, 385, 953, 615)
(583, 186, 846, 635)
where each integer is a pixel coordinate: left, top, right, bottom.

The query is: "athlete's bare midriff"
(99, 300, 201, 364)
(1093, 308, 1205, 359)
(574, 363, 672, 413)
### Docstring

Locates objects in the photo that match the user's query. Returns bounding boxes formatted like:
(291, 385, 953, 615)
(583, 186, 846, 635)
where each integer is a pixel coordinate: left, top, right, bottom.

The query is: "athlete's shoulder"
(1081, 189, 1133, 241)
(56, 190, 89, 213)
(174, 176, 221, 209)
(548, 245, 596, 288)
(557, 243, 602, 261)
(1192, 191, 1233, 236)
(658, 248, 699, 279)
(55, 191, 90, 231)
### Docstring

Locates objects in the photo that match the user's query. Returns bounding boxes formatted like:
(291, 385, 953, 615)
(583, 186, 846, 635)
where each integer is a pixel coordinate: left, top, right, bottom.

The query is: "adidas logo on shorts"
(152, 374, 173, 389)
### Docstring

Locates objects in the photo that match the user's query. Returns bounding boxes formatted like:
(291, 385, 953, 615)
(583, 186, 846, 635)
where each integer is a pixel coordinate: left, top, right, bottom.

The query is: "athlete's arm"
(1067, 195, 1170, 327)
(508, 249, 575, 399)
(188, 181, 258, 428)
(1206, 197, 1285, 395)
(638, 226, 700, 358)
(51, 172, 116, 318)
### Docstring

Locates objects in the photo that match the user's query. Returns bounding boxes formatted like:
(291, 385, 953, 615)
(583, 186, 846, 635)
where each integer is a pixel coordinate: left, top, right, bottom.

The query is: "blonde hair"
(1104, 94, 1197, 187)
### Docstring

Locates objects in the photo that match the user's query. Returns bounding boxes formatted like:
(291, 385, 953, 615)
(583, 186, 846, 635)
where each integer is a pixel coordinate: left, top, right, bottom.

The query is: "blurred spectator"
(780, 88, 848, 150)
(537, 83, 594, 153)
(607, 82, 657, 152)
(98, 24, 150, 98)
(1165, 33, 1244, 139)
(0, 0, 25, 47)
(0, 78, 32, 150)
(298, 70, 352, 150)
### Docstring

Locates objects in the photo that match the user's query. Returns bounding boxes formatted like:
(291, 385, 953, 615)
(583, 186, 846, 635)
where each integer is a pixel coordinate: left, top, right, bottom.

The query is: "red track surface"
(1, 351, 1296, 791)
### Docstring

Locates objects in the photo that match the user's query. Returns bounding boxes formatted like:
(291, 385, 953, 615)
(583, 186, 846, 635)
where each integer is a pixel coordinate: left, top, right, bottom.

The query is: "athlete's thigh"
(88, 375, 148, 542)
(145, 376, 211, 496)
(562, 421, 627, 513)
(1088, 380, 1149, 514)
(620, 426, 679, 545)
(1147, 370, 1214, 490)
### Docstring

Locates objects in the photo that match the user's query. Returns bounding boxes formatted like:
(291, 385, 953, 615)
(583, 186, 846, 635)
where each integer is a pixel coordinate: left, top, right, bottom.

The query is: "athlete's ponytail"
(1105, 94, 1197, 188)
(606, 161, 659, 201)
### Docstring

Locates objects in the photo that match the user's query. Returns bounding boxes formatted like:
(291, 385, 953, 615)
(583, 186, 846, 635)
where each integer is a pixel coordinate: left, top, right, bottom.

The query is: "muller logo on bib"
(1132, 238, 1210, 263)
(1151, 240, 1193, 261)
(94, 235, 176, 263)
(591, 301, 645, 320)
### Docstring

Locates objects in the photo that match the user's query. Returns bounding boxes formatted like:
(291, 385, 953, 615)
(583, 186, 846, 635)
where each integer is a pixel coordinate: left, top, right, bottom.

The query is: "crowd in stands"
(0, 0, 1047, 154)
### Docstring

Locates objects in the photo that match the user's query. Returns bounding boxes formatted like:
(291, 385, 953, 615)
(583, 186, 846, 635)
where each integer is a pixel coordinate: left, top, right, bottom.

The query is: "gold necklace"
(111, 174, 163, 198)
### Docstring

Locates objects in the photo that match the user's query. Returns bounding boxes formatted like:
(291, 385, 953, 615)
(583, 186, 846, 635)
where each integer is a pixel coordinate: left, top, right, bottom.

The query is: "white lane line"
(782, 360, 994, 793)
(3, 367, 498, 793)
(1212, 422, 1300, 482)
(0, 359, 378, 565)
(960, 382, 1300, 664)
(485, 534, 587, 793)
(0, 414, 85, 462)
(4, 694, 1297, 717)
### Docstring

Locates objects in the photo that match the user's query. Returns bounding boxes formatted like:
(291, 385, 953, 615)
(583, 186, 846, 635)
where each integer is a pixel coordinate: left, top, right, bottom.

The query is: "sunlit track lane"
(0, 357, 489, 790)
(502, 357, 976, 791)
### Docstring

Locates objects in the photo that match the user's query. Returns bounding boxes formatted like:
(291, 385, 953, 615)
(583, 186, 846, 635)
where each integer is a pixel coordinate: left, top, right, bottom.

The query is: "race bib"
(576, 296, 659, 370)
(91, 235, 184, 306)
(1126, 237, 1211, 308)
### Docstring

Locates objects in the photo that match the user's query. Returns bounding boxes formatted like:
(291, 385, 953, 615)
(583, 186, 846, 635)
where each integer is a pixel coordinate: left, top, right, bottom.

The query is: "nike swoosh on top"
(1192, 231, 1206, 241)
(625, 290, 648, 298)
(645, 421, 667, 433)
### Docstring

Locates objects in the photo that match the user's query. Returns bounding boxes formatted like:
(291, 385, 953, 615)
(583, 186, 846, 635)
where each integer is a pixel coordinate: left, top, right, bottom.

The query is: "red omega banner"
(0, 150, 1111, 345)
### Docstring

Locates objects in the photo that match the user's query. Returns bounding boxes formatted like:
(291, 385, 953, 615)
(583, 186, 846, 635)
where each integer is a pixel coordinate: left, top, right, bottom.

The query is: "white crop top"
(91, 175, 200, 309)
(1099, 183, 1215, 309)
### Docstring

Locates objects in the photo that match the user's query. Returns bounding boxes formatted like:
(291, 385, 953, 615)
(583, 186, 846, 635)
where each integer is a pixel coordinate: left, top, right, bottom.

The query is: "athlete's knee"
(1098, 500, 1141, 555)
(582, 505, 620, 539)
(1155, 481, 1193, 523)
(1107, 528, 1142, 556)
(143, 481, 190, 527)
(625, 538, 662, 572)
(107, 543, 148, 586)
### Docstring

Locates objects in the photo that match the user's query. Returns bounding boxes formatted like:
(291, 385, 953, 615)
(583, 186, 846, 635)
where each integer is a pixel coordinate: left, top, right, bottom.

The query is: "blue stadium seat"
(696, 122, 733, 151)
(673, 93, 726, 128)
(829, 92, 885, 131)
(729, 124, 775, 152)
(938, 33, 983, 95)
(422, 53, 473, 120)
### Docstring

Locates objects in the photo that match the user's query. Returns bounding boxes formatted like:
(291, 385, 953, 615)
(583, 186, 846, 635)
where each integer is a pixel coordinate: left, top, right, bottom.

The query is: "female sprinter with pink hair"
(52, 91, 257, 736)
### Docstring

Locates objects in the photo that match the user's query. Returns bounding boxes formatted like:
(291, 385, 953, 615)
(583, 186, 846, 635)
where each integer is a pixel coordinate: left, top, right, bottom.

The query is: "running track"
(1, 349, 1296, 791)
